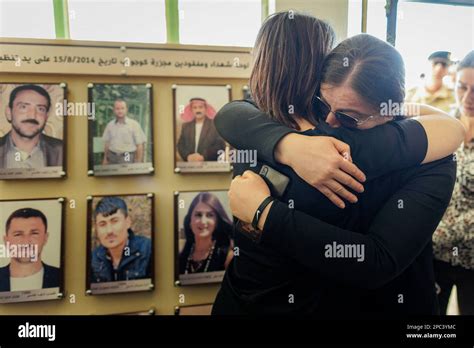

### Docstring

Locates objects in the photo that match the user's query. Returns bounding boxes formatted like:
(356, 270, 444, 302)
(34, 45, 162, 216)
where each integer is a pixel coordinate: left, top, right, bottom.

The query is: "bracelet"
(251, 196, 274, 230)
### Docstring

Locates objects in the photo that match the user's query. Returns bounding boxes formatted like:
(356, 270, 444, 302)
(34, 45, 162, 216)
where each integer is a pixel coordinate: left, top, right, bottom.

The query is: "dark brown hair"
(9, 84, 51, 111)
(183, 192, 232, 247)
(6, 208, 48, 234)
(249, 11, 335, 129)
(321, 34, 405, 112)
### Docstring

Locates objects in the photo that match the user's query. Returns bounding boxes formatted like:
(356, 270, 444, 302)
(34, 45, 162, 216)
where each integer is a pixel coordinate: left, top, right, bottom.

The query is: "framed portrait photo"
(88, 83, 154, 176)
(0, 83, 67, 179)
(175, 303, 213, 316)
(172, 84, 232, 173)
(86, 193, 155, 295)
(174, 190, 234, 286)
(0, 198, 65, 304)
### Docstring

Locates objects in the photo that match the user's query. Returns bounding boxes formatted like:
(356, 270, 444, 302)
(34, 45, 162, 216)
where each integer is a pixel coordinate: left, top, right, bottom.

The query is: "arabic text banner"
(0, 40, 252, 78)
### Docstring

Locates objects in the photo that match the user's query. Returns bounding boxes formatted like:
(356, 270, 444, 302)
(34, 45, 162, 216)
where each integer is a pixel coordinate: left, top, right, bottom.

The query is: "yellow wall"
(0, 72, 247, 315)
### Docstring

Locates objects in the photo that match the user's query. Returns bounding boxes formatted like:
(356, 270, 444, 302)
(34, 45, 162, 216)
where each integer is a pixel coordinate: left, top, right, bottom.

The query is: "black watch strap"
(251, 196, 274, 230)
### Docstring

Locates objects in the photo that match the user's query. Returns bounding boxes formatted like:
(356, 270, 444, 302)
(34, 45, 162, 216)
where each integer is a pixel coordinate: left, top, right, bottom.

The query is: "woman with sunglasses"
(211, 13, 465, 316)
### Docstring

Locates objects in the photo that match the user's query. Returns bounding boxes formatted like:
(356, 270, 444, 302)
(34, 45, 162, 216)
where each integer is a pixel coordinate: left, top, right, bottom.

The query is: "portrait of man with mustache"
(0, 84, 63, 169)
(177, 97, 225, 162)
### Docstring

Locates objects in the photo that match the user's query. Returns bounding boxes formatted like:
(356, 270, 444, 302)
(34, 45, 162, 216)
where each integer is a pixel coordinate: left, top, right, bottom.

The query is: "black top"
(214, 101, 427, 180)
(0, 263, 60, 292)
(177, 117, 225, 161)
(212, 100, 456, 316)
(178, 241, 230, 275)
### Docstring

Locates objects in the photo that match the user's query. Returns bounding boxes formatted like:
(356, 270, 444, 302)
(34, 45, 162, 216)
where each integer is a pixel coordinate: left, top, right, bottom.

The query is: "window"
(396, 1, 474, 88)
(347, 0, 363, 37)
(347, 0, 388, 41)
(178, 0, 262, 47)
(68, 0, 167, 43)
(0, 0, 55, 39)
(366, 0, 387, 41)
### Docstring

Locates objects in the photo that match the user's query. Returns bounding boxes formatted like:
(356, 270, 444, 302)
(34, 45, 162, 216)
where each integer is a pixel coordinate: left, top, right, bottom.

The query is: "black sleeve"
(321, 120, 428, 180)
(203, 128, 225, 161)
(259, 156, 456, 289)
(214, 100, 428, 179)
(177, 125, 190, 161)
(214, 100, 295, 165)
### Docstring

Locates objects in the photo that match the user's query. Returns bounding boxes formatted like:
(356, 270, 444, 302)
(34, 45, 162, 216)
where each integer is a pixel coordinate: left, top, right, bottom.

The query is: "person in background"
(406, 51, 456, 113)
(446, 60, 459, 90)
(102, 99, 146, 165)
(433, 51, 474, 315)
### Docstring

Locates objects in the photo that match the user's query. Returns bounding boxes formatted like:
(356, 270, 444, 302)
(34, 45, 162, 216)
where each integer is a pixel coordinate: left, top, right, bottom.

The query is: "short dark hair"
(93, 197, 129, 220)
(5, 208, 48, 234)
(8, 84, 51, 112)
(321, 34, 405, 112)
(458, 51, 474, 71)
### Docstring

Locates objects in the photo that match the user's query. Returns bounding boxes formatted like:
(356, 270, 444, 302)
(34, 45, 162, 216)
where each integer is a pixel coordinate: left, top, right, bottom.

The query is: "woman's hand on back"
(275, 134, 366, 208)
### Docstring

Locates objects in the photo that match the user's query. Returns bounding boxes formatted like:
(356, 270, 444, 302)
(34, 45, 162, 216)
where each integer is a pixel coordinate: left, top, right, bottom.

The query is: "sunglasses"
(314, 96, 375, 129)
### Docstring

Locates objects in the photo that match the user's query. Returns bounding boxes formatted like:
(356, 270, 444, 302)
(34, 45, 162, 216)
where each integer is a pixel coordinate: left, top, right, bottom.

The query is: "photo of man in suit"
(177, 98, 225, 162)
(0, 208, 60, 292)
(0, 84, 63, 169)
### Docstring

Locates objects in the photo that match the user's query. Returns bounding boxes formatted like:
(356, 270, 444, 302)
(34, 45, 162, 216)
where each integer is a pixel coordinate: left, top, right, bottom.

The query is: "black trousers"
(434, 259, 474, 315)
